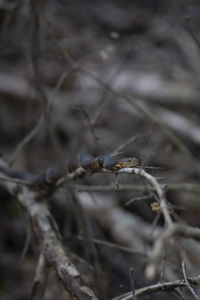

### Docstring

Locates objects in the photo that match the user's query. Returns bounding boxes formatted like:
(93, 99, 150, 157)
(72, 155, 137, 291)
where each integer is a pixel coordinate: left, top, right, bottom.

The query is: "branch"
(145, 223, 200, 279)
(182, 260, 200, 300)
(131, 168, 172, 226)
(30, 253, 50, 300)
(75, 182, 200, 193)
(112, 275, 200, 300)
(0, 161, 99, 300)
(2, 159, 200, 288)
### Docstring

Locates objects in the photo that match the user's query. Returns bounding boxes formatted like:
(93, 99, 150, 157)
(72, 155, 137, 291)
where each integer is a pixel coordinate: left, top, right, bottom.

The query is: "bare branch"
(78, 236, 147, 258)
(146, 223, 200, 279)
(129, 267, 136, 300)
(30, 253, 50, 300)
(112, 275, 200, 300)
(75, 182, 200, 193)
(0, 161, 99, 300)
(182, 260, 200, 300)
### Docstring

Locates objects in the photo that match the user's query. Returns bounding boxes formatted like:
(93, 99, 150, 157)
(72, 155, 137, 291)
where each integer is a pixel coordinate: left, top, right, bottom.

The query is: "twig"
(80, 108, 101, 155)
(111, 133, 144, 157)
(181, 260, 200, 300)
(0, 175, 33, 186)
(30, 253, 50, 300)
(129, 267, 136, 300)
(145, 223, 200, 279)
(112, 275, 200, 300)
(7, 112, 45, 165)
(78, 68, 200, 175)
(125, 193, 155, 206)
(2, 159, 200, 290)
(131, 168, 172, 226)
(78, 236, 147, 257)
(7, 0, 48, 165)
(74, 182, 200, 193)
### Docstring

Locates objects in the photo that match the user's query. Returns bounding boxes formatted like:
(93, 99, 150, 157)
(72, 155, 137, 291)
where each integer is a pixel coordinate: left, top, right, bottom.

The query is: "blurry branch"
(0, 175, 32, 186)
(152, 106, 200, 147)
(29, 0, 47, 109)
(0, 160, 99, 300)
(78, 236, 147, 258)
(0, 72, 65, 103)
(84, 70, 200, 107)
(125, 194, 155, 206)
(112, 275, 200, 300)
(78, 191, 159, 254)
(5, 173, 200, 193)
(129, 267, 136, 300)
(7, 113, 45, 165)
(2, 157, 200, 297)
(1, 71, 199, 107)
(111, 133, 145, 157)
(182, 260, 200, 300)
(146, 223, 200, 280)
(91, 60, 134, 127)
(7, 1, 48, 165)
(75, 182, 200, 193)
(79, 108, 101, 155)
(2, 154, 200, 295)
(78, 68, 200, 172)
(185, 13, 200, 50)
(171, 27, 200, 75)
(1, 69, 200, 158)
(31, 253, 50, 300)
(76, 166, 200, 282)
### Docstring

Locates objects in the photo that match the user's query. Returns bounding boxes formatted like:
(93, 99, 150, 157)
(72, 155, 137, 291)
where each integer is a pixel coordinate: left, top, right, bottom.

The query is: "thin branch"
(112, 275, 200, 300)
(111, 133, 144, 157)
(7, 0, 48, 165)
(2, 160, 200, 289)
(129, 267, 136, 300)
(78, 68, 200, 175)
(125, 193, 155, 206)
(0, 175, 33, 186)
(131, 168, 172, 226)
(30, 253, 50, 300)
(80, 108, 101, 155)
(7, 112, 45, 165)
(0, 162, 99, 300)
(78, 236, 147, 258)
(74, 182, 200, 193)
(145, 223, 200, 279)
(181, 260, 200, 300)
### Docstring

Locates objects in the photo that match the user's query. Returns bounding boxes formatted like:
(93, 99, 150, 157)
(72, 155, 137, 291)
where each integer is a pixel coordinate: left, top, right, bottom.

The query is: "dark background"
(1, 1, 200, 299)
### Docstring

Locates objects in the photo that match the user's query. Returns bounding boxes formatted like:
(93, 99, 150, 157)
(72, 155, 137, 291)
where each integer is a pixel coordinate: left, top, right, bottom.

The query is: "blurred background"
(1, 0, 200, 299)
